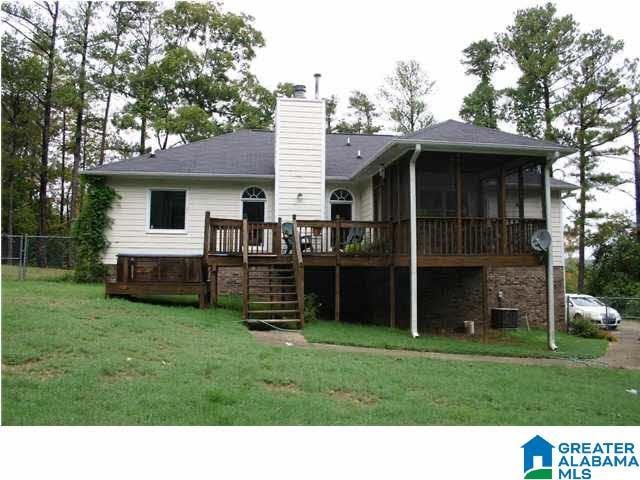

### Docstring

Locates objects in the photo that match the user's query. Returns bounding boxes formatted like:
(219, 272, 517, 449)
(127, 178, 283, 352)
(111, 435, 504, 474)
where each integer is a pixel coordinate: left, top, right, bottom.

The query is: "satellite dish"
(531, 229, 552, 253)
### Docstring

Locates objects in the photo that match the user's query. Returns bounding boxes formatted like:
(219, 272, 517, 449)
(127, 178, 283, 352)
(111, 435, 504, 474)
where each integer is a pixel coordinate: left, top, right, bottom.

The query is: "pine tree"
(459, 39, 503, 128)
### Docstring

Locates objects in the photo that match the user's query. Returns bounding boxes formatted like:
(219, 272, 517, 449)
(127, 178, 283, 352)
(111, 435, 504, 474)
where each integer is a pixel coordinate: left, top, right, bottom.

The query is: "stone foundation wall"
(213, 267, 243, 295)
(486, 265, 566, 330)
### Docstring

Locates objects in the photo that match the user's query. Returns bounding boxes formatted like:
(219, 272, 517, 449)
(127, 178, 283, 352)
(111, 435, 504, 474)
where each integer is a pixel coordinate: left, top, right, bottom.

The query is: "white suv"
(566, 294, 621, 330)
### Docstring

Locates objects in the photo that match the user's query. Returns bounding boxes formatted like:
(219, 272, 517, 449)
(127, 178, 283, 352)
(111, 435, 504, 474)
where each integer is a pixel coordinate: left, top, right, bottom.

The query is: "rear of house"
(86, 79, 575, 336)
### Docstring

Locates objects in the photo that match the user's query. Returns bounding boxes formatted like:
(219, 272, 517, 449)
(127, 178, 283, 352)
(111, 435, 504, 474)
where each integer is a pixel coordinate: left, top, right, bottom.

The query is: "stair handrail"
(242, 217, 249, 321)
(292, 215, 305, 326)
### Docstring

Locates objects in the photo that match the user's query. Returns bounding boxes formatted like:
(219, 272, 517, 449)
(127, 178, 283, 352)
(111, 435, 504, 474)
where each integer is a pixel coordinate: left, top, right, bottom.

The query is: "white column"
(409, 144, 421, 338)
(544, 158, 557, 350)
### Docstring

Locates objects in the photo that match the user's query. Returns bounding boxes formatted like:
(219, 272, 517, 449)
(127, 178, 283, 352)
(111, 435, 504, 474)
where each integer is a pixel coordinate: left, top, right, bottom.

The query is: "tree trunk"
(38, 0, 60, 237)
(70, 2, 93, 222)
(140, 115, 147, 154)
(98, 4, 125, 166)
(543, 80, 553, 141)
(632, 99, 640, 240)
(60, 109, 66, 224)
(577, 152, 587, 292)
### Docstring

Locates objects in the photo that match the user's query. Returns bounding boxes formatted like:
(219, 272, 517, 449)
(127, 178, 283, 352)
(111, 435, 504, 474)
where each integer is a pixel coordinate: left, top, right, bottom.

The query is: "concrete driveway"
(603, 320, 640, 369)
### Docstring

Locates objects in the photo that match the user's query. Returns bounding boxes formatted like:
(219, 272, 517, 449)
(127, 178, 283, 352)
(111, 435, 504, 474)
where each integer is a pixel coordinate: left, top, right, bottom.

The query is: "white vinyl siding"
(356, 178, 374, 221)
(275, 97, 325, 220)
(103, 177, 274, 264)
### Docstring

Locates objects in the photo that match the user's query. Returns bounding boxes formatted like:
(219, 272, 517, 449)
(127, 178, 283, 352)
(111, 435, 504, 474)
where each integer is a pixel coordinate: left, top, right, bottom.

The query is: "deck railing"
(204, 215, 545, 258)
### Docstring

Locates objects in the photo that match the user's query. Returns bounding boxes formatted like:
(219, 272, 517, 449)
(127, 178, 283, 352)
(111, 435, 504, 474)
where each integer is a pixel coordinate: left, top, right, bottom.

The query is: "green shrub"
(570, 316, 600, 338)
(304, 293, 322, 323)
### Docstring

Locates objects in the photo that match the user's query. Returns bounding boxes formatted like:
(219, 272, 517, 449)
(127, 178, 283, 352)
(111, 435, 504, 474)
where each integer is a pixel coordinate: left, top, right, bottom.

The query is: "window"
(149, 190, 186, 231)
(330, 189, 353, 203)
(242, 186, 266, 200)
(330, 189, 353, 220)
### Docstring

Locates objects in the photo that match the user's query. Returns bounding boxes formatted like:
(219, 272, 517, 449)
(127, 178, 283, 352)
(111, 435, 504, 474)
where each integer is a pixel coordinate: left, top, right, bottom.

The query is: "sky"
(224, 0, 639, 230)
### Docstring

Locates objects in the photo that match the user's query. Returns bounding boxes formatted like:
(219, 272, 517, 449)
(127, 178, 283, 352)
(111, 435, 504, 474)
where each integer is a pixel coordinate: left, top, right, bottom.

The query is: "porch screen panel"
(522, 164, 544, 218)
(416, 157, 456, 217)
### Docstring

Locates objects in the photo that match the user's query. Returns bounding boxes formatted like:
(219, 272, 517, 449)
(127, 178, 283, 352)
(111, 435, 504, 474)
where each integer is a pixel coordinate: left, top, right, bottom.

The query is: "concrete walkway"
(251, 330, 616, 369)
(603, 321, 640, 369)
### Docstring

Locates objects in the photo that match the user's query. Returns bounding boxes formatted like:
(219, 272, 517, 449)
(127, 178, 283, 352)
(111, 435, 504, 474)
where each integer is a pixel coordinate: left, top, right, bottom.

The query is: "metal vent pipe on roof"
(293, 85, 306, 98)
(314, 73, 321, 99)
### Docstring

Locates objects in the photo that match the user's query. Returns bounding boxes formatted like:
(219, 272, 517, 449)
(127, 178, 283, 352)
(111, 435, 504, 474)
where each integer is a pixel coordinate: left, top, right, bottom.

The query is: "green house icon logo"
(522, 435, 554, 479)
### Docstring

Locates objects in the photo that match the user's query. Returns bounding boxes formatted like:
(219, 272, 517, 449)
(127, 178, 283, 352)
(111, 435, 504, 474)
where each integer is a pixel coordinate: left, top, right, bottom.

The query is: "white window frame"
(328, 188, 355, 220)
(146, 188, 188, 234)
(240, 186, 268, 220)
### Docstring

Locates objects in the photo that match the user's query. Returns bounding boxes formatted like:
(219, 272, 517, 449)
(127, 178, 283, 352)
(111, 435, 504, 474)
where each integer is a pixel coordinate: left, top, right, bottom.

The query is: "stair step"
(250, 292, 298, 297)
(249, 268, 293, 272)
(250, 300, 299, 305)
(246, 318, 301, 324)
(248, 309, 298, 314)
(249, 283, 296, 288)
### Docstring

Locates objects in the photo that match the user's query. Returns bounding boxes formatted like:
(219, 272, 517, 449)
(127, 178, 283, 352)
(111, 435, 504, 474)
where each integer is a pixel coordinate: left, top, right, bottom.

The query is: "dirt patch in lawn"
(101, 368, 148, 383)
(2, 358, 63, 381)
(328, 389, 378, 406)
(261, 380, 301, 394)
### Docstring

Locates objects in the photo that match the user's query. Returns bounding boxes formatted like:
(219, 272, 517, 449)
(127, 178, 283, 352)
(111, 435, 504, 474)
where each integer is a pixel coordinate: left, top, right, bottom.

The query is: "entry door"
(243, 201, 265, 245)
(330, 204, 352, 248)
(330, 203, 352, 221)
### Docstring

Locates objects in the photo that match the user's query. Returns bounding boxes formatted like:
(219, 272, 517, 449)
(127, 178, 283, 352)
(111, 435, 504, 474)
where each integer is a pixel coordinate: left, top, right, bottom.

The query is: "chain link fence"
(596, 296, 640, 321)
(2, 234, 74, 280)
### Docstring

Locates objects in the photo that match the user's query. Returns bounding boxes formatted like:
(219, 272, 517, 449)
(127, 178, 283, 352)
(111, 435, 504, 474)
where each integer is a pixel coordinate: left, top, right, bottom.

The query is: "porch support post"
(544, 157, 557, 350)
(499, 167, 507, 255)
(456, 155, 463, 254)
(409, 144, 421, 337)
(334, 265, 341, 322)
(389, 265, 396, 328)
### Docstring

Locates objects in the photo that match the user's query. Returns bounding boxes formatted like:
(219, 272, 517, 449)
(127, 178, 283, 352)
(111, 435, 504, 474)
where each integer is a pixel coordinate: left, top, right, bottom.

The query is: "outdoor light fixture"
(297, 192, 303, 201)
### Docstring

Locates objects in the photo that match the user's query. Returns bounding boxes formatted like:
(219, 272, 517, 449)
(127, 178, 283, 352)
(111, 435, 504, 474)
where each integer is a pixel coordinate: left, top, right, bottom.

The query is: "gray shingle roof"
(86, 119, 575, 190)
(405, 119, 567, 150)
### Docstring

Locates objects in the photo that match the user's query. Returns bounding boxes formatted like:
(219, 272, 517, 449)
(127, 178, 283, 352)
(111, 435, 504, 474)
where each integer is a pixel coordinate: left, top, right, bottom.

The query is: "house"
(85, 78, 576, 340)
(522, 435, 554, 476)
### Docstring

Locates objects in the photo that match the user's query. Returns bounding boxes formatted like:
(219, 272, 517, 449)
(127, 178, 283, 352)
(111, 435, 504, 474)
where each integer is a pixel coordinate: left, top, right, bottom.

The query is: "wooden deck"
(204, 216, 545, 268)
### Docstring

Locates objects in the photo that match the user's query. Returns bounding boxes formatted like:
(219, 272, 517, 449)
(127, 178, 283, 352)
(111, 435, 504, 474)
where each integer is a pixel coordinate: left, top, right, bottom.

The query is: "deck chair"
(282, 222, 313, 254)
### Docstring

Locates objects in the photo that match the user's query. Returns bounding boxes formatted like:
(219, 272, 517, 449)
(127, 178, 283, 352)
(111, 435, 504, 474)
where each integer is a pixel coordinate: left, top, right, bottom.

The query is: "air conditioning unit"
(491, 308, 519, 329)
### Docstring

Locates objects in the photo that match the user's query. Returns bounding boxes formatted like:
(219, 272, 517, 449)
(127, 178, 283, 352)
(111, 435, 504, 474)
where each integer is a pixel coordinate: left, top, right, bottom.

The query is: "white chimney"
(274, 81, 326, 221)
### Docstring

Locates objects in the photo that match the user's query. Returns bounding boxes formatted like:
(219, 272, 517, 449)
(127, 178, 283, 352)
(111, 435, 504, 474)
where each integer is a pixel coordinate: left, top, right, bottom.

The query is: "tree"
(334, 91, 381, 134)
(93, 1, 136, 165)
(588, 221, 640, 317)
(380, 60, 435, 134)
(64, 1, 97, 221)
(1, 35, 44, 238)
(325, 94, 338, 133)
(559, 29, 629, 291)
(624, 58, 640, 238)
(2, 0, 61, 236)
(113, 1, 162, 155)
(498, 2, 577, 140)
(459, 39, 503, 128)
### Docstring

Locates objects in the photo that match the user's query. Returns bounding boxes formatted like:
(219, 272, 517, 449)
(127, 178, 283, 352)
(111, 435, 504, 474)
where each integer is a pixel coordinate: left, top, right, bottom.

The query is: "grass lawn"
(2, 278, 639, 425)
(2, 265, 72, 281)
(304, 321, 608, 359)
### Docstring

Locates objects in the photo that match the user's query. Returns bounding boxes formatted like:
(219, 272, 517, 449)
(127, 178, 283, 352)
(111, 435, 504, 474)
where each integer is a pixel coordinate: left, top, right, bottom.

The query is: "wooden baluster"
(203, 211, 210, 256)
(275, 218, 282, 255)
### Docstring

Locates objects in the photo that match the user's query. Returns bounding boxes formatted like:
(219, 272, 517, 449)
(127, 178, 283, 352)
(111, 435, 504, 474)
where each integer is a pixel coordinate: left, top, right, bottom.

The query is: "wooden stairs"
(244, 264, 303, 328)
(237, 217, 305, 329)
